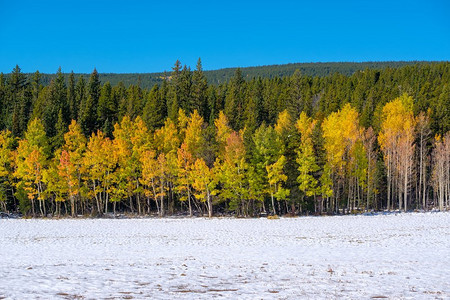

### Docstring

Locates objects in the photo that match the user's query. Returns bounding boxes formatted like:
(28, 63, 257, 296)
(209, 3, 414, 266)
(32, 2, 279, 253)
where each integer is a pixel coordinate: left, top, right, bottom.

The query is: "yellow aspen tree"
(214, 110, 232, 159)
(266, 155, 290, 215)
(83, 130, 116, 215)
(43, 154, 66, 216)
(217, 131, 249, 216)
(130, 116, 151, 214)
(14, 119, 49, 216)
(156, 153, 169, 217)
(153, 118, 180, 215)
(59, 120, 87, 216)
(0, 130, 14, 212)
(432, 132, 449, 211)
(154, 118, 180, 155)
(139, 150, 159, 214)
(112, 116, 134, 213)
(322, 104, 363, 213)
(416, 111, 431, 209)
(252, 123, 284, 214)
(378, 94, 416, 211)
(184, 110, 205, 159)
(362, 127, 378, 210)
(296, 112, 319, 200)
(191, 158, 217, 217)
(176, 142, 194, 216)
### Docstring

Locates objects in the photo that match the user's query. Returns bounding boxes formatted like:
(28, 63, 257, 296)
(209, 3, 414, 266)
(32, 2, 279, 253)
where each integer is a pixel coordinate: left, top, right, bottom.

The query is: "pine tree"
(224, 68, 245, 130)
(191, 58, 208, 118)
(75, 75, 86, 122)
(67, 71, 76, 121)
(143, 85, 165, 131)
(97, 82, 115, 131)
(79, 69, 101, 136)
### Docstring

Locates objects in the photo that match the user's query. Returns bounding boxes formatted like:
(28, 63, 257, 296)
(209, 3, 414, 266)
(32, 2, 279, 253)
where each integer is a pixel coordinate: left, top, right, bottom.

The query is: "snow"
(0, 213, 449, 299)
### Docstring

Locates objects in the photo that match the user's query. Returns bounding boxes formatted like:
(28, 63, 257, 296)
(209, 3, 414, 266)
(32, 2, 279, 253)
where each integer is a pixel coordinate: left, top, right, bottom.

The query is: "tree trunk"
(188, 186, 192, 217)
(271, 190, 276, 215)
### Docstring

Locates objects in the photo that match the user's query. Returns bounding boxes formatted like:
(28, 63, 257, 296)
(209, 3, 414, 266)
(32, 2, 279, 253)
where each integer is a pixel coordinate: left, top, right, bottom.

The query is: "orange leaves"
(57, 150, 78, 197)
(224, 131, 245, 165)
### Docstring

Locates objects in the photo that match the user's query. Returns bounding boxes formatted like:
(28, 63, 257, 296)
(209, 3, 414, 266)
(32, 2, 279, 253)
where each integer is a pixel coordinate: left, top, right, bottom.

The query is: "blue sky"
(0, 0, 449, 73)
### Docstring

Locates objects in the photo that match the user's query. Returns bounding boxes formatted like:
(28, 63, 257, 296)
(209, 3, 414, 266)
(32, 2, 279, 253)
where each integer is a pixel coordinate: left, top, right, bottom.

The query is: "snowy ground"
(0, 213, 449, 299)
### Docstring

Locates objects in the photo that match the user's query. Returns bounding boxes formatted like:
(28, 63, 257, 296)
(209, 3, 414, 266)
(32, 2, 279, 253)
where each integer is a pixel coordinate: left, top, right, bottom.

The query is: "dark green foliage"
(224, 68, 245, 130)
(79, 69, 101, 136)
(67, 71, 76, 121)
(143, 85, 165, 130)
(17, 61, 439, 89)
(0, 60, 449, 216)
(52, 109, 67, 150)
(97, 82, 117, 129)
(191, 58, 208, 118)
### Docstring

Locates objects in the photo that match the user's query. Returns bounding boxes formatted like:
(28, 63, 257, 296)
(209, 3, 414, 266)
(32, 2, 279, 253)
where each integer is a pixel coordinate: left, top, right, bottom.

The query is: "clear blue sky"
(0, 0, 449, 73)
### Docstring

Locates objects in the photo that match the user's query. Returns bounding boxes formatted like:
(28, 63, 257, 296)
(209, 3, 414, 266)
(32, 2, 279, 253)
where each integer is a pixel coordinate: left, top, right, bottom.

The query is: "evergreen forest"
(0, 60, 449, 217)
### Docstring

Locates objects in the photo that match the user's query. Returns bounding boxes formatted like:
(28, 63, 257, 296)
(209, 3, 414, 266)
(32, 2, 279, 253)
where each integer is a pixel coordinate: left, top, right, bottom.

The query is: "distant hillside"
(20, 61, 443, 89)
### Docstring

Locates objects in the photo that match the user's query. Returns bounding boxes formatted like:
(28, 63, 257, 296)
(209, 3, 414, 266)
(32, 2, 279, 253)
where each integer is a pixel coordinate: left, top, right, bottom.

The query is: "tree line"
(13, 61, 437, 90)
(0, 60, 449, 217)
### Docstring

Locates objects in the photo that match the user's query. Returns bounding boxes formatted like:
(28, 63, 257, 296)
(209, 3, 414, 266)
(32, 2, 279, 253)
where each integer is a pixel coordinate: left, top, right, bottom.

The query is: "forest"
(18, 61, 435, 89)
(0, 60, 449, 217)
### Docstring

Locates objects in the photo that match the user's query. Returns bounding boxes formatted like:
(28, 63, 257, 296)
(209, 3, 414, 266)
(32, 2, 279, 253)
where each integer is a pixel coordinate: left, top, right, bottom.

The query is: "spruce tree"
(191, 58, 208, 118)
(143, 85, 164, 131)
(67, 71, 76, 121)
(224, 68, 245, 130)
(79, 69, 101, 136)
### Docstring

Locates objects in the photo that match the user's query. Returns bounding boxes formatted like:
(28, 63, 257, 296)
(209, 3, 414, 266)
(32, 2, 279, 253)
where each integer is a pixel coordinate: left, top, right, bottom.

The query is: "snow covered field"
(0, 213, 449, 299)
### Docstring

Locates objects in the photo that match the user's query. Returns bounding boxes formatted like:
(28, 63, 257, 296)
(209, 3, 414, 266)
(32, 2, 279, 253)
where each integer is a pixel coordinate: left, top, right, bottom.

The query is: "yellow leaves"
(154, 118, 180, 155)
(57, 150, 78, 196)
(190, 158, 215, 202)
(296, 111, 316, 141)
(378, 94, 416, 169)
(224, 131, 245, 165)
(64, 120, 86, 155)
(0, 130, 14, 179)
(275, 110, 293, 137)
(14, 120, 49, 203)
(266, 155, 287, 186)
(378, 94, 415, 153)
(84, 130, 115, 180)
(215, 111, 232, 157)
(184, 110, 204, 159)
(322, 103, 361, 174)
(266, 155, 290, 200)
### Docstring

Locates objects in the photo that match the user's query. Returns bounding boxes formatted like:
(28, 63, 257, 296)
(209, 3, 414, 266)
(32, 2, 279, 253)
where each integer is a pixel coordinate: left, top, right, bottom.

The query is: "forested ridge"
(13, 61, 439, 89)
(0, 60, 449, 217)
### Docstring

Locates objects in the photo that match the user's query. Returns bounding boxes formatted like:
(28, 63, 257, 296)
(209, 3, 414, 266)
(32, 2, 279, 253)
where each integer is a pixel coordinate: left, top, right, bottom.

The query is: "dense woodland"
(0, 60, 449, 217)
(19, 61, 436, 89)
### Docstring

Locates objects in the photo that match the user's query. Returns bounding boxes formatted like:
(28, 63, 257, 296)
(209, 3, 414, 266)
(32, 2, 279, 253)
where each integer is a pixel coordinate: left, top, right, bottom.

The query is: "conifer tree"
(67, 71, 76, 121)
(79, 69, 101, 136)
(191, 58, 208, 118)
